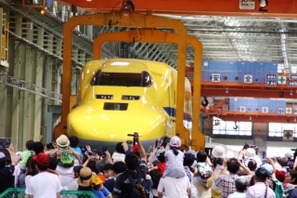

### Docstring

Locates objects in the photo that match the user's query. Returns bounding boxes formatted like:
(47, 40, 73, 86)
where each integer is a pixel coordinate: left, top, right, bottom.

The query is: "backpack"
(59, 147, 74, 167)
(121, 169, 151, 198)
(197, 162, 212, 179)
(272, 179, 285, 198)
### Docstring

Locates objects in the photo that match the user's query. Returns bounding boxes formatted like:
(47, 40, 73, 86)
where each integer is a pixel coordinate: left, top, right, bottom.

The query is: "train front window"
(91, 71, 152, 87)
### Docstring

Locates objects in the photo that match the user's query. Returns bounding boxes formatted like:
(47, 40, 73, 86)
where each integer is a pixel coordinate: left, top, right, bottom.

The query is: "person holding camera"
(112, 132, 150, 198)
(214, 158, 253, 198)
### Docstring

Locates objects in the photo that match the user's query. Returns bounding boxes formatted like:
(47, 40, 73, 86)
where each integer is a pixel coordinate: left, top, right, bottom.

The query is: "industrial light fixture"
(259, 0, 268, 7)
(121, 0, 135, 12)
(294, 118, 297, 122)
(290, 90, 293, 96)
(249, 116, 252, 121)
(259, 0, 268, 12)
(226, 87, 229, 94)
(40, 8, 45, 15)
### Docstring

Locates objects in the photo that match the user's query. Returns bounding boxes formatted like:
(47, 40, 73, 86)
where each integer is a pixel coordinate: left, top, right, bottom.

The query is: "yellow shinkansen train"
(67, 58, 192, 149)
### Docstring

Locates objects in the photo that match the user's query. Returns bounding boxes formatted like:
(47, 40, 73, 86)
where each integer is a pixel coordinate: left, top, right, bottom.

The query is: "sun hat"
(32, 153, 50, 166)
(78, 167, 94, 187)
(244, 148, 256, 158)
(211, 145, 226, 158)
(56, 135, 70, 148)
(275, 169, 286, 182)
(90, 175, 103, 187)
(169, 136, 181, 148)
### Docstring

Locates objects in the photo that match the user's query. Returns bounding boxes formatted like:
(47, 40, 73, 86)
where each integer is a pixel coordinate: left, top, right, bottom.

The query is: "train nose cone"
(67, 105, 170, 143)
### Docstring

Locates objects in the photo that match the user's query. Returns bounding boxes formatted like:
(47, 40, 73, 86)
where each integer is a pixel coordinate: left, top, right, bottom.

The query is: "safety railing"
(0, 188, 97, 198)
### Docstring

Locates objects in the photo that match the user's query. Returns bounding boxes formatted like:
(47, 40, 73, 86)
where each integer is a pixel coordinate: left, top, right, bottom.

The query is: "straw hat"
(77, 167, 94, 187)
(56, 135, 70, 148)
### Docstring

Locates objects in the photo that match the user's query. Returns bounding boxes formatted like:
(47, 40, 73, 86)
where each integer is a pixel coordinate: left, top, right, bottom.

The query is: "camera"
(46, 142, 55, 150)
(127, 132, 139, 145)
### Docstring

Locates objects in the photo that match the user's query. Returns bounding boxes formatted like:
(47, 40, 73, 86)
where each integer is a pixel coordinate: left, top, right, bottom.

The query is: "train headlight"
(122, 95, 140, 100)
(96, 94, 113, 99)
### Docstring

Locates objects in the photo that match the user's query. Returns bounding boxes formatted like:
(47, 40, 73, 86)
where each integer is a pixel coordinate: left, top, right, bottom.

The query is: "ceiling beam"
(201, 87, 297, 99)
(61, 0, 297, 17)
(214, 113, 297, 123)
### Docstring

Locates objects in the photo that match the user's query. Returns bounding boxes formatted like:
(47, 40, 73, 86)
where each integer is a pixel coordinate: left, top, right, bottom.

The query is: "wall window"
(212, 117, 252, 136)
(268, 123, 296, 137)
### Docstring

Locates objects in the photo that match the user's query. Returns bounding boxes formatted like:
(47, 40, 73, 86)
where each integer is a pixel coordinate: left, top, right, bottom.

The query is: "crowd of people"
(1, 133, 297, 198)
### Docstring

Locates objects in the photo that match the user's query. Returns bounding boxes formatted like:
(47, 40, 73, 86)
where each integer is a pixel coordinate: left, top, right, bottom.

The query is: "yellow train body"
(67, 58, 192, 149)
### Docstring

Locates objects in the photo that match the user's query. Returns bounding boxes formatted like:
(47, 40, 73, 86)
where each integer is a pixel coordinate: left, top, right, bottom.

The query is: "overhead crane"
(59, 0, 297, 18)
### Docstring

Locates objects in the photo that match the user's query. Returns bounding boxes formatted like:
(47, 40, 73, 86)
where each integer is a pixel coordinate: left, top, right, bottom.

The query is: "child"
(162, 136, 186, 178)
(19, 140, 35, 170)
(90, 175, 112, 198)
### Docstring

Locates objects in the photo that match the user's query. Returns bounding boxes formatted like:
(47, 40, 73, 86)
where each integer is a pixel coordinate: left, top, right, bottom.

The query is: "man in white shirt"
(157, 175, 191, 198)
(246, 167, 276, 198)
(25, 153, 62, 198)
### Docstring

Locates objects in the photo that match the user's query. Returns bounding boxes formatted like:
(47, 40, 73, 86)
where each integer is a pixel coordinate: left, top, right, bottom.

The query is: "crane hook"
(233, 121, 238, 130)
(201, 97, 209, 107)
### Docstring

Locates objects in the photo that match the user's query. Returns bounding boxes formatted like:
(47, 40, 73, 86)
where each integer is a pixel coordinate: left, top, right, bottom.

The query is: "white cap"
(169, 136, 181, 148)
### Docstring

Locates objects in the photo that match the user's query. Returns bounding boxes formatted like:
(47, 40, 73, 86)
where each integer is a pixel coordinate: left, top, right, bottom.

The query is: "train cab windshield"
(91, 70, 153, 87)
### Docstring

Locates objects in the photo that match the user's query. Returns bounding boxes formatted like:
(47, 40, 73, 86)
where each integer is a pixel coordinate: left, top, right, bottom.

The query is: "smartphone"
(92, 149, 97, 156)
(0, 137, 11, 149)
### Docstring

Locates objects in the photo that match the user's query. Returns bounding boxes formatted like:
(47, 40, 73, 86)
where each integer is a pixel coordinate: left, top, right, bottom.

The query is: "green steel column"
(33, 50, 44, 142)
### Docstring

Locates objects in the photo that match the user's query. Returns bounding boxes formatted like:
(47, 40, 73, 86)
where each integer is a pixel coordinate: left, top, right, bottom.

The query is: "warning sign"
(239, 0, 255, 10)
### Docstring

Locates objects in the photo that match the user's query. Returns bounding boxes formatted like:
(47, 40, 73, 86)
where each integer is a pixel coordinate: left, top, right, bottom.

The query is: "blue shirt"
(92, 189, 105, 198)
(92, 187, 111, 198)
(71, 147, 83, 159)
